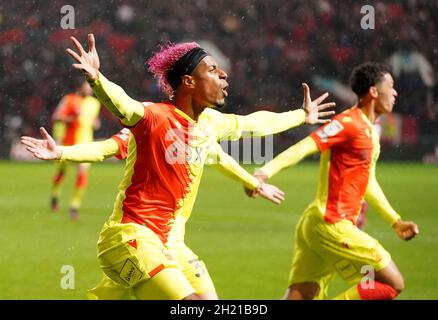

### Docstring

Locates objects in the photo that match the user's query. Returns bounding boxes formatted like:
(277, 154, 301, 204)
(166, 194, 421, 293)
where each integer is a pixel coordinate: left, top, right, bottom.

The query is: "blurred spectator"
(389, 44, 435, 114)
(1, 0, 437, 158)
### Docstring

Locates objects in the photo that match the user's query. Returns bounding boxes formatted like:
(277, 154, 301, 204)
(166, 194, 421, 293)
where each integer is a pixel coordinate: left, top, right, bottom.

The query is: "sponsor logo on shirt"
(116, 128, 130, 142)
(316, 120, 344, 142)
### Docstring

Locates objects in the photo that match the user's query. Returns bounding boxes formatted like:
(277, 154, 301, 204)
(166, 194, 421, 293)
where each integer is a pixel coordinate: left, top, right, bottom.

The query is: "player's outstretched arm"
(214, 83, 335, 140)
(21, 127, 120, 162)
(257, 136, 319, 179)
(365, 169, 419, 241)
(60, 139, 120, 163)
(243, 136, 319, 198)
(21, 127, 62, 160)
(66, 33, 144, 126)
(207, 144, 285, 204)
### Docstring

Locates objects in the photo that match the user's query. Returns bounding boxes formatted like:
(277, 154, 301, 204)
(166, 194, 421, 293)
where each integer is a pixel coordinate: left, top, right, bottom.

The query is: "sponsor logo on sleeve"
(116, 128, 130, 142)
(316, 120, 344, 142)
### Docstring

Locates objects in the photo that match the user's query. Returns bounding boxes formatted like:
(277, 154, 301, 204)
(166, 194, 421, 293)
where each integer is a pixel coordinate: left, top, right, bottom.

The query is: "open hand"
(302, 83, 336, 125)
(20, 127, 62, 160)
(66, 33, 100, 81)
(258, 183, 285, 204)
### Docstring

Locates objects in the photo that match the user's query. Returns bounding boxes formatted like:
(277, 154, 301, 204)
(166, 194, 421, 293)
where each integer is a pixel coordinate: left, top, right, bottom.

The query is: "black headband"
(166, 47, 209, 90)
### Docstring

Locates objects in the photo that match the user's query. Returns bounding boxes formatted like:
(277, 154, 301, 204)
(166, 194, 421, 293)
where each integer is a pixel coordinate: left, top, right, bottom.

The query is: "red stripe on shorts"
(148, 264, 165, 277)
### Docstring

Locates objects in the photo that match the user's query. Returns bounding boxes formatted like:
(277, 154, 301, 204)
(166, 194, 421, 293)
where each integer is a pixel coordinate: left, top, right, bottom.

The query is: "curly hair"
(349, 62, 391, 98)
(146, 42, 200, 97)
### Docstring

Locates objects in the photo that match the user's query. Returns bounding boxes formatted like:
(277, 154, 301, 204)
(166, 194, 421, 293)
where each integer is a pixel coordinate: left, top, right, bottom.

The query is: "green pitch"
(0, 161, 437, 299)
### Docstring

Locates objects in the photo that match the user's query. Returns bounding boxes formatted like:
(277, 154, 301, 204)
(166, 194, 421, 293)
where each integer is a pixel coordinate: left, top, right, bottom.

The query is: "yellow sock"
(52, 184, 62, 198)
(71, 186, 86, 209)
(332, 285, 362, 300)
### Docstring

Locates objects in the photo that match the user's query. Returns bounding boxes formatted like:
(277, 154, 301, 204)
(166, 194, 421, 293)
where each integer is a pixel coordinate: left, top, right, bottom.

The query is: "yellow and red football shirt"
(55, 93, 82, 146)
(76, 96, 101, 143)
(98, 125, 258, 248)
(109, 102, 213, 244)
(107, 100, 302, 245)
(89, 72, 308, 248)
(54, 94, 100, 146)
(310, 106, 379, 225)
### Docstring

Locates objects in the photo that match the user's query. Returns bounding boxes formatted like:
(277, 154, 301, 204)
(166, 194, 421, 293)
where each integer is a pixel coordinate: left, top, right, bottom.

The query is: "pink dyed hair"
(147, 42, 201, 97)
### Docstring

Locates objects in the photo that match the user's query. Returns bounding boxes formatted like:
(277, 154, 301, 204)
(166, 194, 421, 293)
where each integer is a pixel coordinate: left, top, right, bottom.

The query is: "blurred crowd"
(1, 0, 438, 157)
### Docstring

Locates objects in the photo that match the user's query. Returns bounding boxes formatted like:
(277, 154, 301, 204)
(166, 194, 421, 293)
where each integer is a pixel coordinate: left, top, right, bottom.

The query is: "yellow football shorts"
(167, 242, 216, 296)
(92, 222, 195, 300)
(288, 207, 391, 299)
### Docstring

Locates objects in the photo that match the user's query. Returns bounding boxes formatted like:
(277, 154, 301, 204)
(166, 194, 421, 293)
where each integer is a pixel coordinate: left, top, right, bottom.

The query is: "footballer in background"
(50, 80, 101, 220)
(253, 62, 419, 300)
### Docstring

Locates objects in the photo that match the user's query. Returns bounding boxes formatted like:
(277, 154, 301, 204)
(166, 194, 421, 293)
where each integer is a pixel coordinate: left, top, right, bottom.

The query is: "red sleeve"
(111, 128, 130, 160)
(310, 117, 355, 153)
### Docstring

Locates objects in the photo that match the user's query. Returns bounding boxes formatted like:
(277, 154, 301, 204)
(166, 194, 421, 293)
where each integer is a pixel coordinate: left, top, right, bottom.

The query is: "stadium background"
(1, 0, 438, 299)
